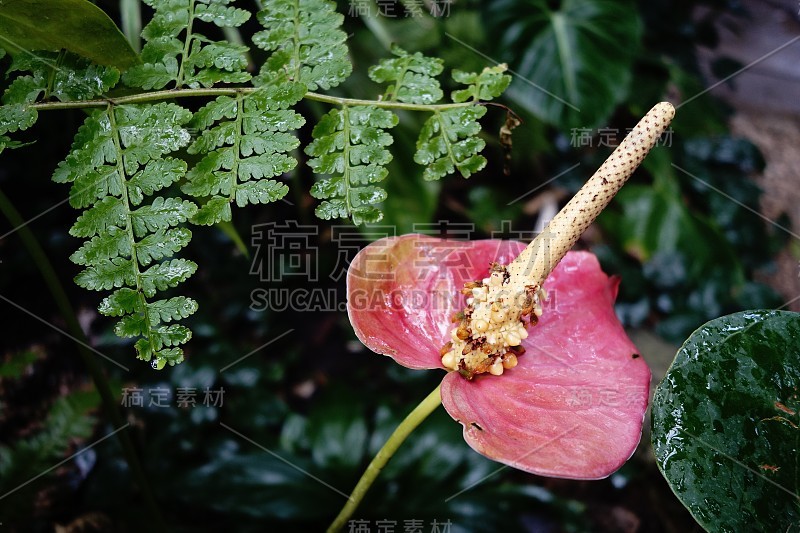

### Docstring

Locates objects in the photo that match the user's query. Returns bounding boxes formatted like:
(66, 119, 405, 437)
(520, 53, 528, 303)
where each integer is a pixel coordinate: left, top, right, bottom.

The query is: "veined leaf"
(0, 104, 38, 136)
(253, 0, 351, 90)
(69, 196, 127, 238)
(135, 340, 185, 366)
(70, 226, 131, 266)
(414, 106, 487, 181)
(127, 158, 187, 206)
(5, 52, 120, 103)
(136, 227, 193, 266)
(451, 65, 512, 103)
(368, 45, 443, 105)
(56, 102, 197, 368)
(123, 0, 251, 89)
(147, 296, 199, 325)
(235, 180, 289, 207)
(117, 103, 192, 170)
(140, 258, 197, 298)
(130, 197, 197, 237)
(306, 105, 398, 225)
(74, 257, 136, 291)
(52, 111, 116, 184)
(115, 313, 148, 337)
(0, 0, 139, 69)
(484, 0, 641, 128)
(150, 324, 192, 348)
(652, 310, 800, 532)
(191, 197, 231, 226)
(183, 84, 305, 225)
(69, 165, 124, 209)
(98, 288, 141, 317)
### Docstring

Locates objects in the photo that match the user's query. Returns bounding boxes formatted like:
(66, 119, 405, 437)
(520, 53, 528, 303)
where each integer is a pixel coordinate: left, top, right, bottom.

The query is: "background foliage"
(0, 0, 789, 531)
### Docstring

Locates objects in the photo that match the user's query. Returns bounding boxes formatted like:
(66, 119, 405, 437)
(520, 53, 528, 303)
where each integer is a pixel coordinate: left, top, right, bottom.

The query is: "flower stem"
(328, 384, 443, 532)
(508, 102, 676, 286)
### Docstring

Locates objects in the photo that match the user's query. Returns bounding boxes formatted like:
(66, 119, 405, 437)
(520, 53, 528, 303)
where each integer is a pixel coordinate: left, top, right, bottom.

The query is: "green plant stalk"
(0, 187, 167, 532)
(29, 89, 472, 112)
(328, 384, 443, 532)
(120, 0, 142, 53)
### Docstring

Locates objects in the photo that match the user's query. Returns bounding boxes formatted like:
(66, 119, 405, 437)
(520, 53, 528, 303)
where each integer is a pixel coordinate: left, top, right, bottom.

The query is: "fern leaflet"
(253, 0, 351, 90)
(182, 83, 306, 224)
(451, 65, 512, 103)
(123, 0, 251, 90)
(0, 50, 120, 153)
(415, 65, 511, 181)
(368, 45, 443, 104)
(53, 102, 198, 369)
(306, 106, 398, 225)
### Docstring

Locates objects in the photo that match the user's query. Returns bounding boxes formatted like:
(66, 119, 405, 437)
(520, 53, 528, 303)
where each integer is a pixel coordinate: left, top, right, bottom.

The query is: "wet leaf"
(652, 310, 800, 532)
(484, 0, 641, 128)
(0, 0, 139, 69)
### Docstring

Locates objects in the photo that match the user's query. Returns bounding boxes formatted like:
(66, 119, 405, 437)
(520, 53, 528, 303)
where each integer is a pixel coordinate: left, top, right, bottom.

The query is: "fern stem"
(341, 105, 353, 215)
(106, 104, 156, 357)
(29, 89, 473, 112)
(0, 187, 167, 532)
(175, 0, 197, 88)
(434, 109, 461, 173)
(290, 0, 302, 82)
(228, 92, 246, 206)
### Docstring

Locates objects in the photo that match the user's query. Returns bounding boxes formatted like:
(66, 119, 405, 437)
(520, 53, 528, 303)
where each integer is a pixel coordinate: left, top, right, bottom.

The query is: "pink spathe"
(347, 234, 650, 479)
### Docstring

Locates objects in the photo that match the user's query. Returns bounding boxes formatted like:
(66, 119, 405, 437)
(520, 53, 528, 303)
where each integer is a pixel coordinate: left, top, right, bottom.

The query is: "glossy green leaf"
(451, 64, 511, 103)
(135, 227, 193, 266)
(599, 181, 735, 281)
(652, 310, 800, 532)
(123, 0, 251, 89)
(183, 86, 304, 225)
(368, 45, 443, 105)
(98, 288, 141, 316)
(253, 0, 351, 90)
(484, 0, 641, 128)
(0, 0, 139, 69)
(56, 102, 196, 367)
(306, 105, 398, 225)
(414, 106, 487, 181)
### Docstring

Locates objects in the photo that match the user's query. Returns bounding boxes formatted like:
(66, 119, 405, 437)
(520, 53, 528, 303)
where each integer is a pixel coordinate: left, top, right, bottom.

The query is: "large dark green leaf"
(599, 181, 733, 282)
(0, 0, 139, 69)
(484, 0, 641, 128)
(652, 310, 800, 532)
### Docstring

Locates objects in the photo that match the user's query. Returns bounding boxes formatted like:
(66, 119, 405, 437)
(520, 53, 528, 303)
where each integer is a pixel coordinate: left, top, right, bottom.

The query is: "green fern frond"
(182, 83, 306, 225)
(4, 51, 120, 102)
(414, 106, 487, 181)
(0, 51, 120, 153)
(54, 102, 198, 368)
(0, 104, 37, 136)
(451, 64, 512, 103)
(414, 66, 511, 181)
(252, 0, 351, 90)
(306, 105, 398, 225)
(123, 0, 251, 90)
(368, 46, 443, 104)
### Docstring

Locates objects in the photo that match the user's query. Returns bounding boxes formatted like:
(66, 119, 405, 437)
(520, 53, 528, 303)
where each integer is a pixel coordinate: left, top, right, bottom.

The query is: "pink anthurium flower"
(347, 234, 650, 479)
(331, 103, 674, 531)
